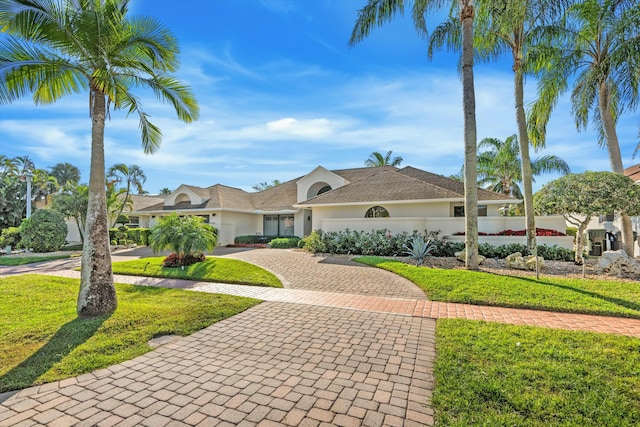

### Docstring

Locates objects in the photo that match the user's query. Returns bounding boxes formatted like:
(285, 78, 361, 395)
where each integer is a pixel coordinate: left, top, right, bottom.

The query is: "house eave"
(294, 198, 518, 208)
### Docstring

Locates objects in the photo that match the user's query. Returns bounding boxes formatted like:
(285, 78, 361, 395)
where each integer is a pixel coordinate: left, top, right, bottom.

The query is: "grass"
(111, 256, 282, 288)
(354, 257, 640, 318)
(0, 274, 260, 393)
(434, 319, 640, 426)
(0, 254, 72, 266)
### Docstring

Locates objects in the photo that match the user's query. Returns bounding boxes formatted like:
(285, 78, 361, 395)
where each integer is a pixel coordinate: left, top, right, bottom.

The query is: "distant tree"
(52, 183, 89, 243)
(365, 150, 403, 167)
(159, 187, 172, 195)
(534, 172, 640, 264)
(49, 162, 81, 188)
(105, 180, 132, 228)
(477, 135, 570, 198)
(252, 180, 282, 192)
(107, 164, 146, 226)
(0, 155, 19, 176)
(31, 169, 59, 205)
(0, 175, 25, 228)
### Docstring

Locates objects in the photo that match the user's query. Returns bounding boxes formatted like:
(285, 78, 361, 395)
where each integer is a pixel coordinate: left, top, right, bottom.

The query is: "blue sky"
(1, 0, 638, 194)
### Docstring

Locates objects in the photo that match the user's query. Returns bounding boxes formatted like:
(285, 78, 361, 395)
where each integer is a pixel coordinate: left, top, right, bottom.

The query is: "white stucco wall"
(296, 167, 346, 202)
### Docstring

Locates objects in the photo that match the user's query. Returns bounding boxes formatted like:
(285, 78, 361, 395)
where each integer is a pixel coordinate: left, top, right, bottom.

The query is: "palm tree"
(0, 0, 199, 317)
(529, 0, 640, 255)
(477, 135, 570, 198)
(0, 155, 19, 177)
(31, 168, 59, 204)
(364, 150, 403, 167)
(429, 0, 568, 252)
(49, 162, 81, 188)
(107, 163, 146, 226)
(159, 187, 172, 195)
(350, 0, 481, 269)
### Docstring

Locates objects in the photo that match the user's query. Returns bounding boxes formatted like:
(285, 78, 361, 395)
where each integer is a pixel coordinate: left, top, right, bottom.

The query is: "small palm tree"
(159, 187, 172, 195)
(107, 163, 146, 226)
(365, 150, 403, 167)
(477, 135, 570, 198)
(149, 213, 217, 266)
(0, 0, 199, 316)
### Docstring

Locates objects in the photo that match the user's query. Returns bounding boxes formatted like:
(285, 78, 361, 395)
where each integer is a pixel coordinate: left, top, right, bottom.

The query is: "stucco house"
(124, 165, 572, 248)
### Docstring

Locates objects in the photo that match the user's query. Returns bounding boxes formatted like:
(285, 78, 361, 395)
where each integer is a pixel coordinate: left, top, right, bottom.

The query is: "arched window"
(365, 206, 390, 218)
(317, 185, 331, 195)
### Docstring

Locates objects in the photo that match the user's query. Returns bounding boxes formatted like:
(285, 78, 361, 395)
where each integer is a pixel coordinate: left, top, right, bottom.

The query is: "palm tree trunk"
(460, 0, 478, 270)
(78, 87, 117, 317)
(599, 82, 634, 256)
(514, 66, 537, 254)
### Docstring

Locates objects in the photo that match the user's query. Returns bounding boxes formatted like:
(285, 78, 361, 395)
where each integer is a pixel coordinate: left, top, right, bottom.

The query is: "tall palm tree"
(365, 150, 403, 167)
(429, 0, 568, 252)
(477, 135, 570, 198)
(350, 0, 481, 269)
(49, 162, 81, 188)
(0, 0, 199, 317)
(529, 0, 640, 255)
(107, 163, 146, 226)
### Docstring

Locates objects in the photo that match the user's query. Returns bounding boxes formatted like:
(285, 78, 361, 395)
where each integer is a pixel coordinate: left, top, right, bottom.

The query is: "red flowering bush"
(454, 228, 566, 237)
(162, 252, 206, 268)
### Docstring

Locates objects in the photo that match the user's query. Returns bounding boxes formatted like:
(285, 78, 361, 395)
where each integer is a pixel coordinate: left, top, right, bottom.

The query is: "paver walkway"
(1, 248, 640, 426)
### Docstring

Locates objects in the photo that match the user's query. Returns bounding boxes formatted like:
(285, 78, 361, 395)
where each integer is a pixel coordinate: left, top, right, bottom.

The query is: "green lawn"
(0, 274, 260, 393)
(434, 319, 640, 426)
(111, 256, 282, 288)
(354, 257, 640, 318)
(0, 254, 72, 266)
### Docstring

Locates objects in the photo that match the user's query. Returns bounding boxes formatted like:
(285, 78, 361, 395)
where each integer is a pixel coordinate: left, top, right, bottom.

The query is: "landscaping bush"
(234, 235, 277, 244)
(127, 228, 150, 245)
(301, 228, 575, 261)
(0, 227, 21, 249)
(19, 209, 67, 252)
(269, 237, 300, 248)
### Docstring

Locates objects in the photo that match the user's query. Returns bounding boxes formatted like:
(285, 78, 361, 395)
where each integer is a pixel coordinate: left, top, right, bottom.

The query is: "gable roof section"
(298, 166, 511, 206)
(252, 179, 299, 211)
(138, 184, 255, 212)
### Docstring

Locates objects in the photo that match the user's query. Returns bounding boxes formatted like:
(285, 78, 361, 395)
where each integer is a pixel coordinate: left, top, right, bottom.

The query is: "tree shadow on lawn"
(0, 315, 109, 395)
(514, 275, 640, 315)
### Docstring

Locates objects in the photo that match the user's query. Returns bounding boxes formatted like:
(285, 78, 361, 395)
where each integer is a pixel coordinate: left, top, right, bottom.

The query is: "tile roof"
(624, 163, 640, 182)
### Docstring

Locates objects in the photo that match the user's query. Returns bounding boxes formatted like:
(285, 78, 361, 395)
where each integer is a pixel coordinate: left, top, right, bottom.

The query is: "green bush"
(300, 228, 575, 261)
(19, 210, 67, 252)
(269, 237, 300, 248)
(0, 227, 21, 248)
(234, 235, 277, 244)
(127, 228, 150, 245)
(566, 227, 578, 237)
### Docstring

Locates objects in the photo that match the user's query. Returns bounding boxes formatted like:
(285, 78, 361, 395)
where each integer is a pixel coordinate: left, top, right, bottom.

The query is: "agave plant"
(403, 236, 437, 266)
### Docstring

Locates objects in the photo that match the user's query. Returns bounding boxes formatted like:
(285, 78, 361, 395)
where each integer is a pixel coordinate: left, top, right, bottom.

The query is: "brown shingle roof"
(136, 165, 512, 213)
(624, 163, 640, 182)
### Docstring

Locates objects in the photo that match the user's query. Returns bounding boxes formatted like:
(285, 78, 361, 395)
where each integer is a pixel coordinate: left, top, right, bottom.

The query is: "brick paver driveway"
(0, 249, 436, 426)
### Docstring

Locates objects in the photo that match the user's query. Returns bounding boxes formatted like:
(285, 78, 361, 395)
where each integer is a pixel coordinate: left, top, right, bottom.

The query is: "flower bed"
(453, 228, 566, 237)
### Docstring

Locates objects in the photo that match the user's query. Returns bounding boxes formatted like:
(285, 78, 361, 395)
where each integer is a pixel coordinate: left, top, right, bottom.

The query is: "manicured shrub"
(127, 228, 150, 245)
(19, 209, 67, 252)
(269, 237, 300, 248)
(234, 235, 277, 244)
(0, 227, 21, 248)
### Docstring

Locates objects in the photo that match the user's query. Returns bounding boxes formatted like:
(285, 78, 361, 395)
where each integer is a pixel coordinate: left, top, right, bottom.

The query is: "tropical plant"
(429, 0, 569, 253)
(534, 172, 640, 264)
(19, 208, 67, 252)
(0, 227, 21, 249)
(30, 168, 59, 204)
(0, 175, 25, 229)
(52, 183, 89, 243)
(350, 0, 481, 269)
(149, 213, 217, 267)
(107, 163, 146, 226)
(476, 135, 570, 198)
(0, 0, 199, 316)
(529, 0, 640, 256)
(403, 235, 437, 266)
(159, 187, 172, 195)
(49, 162, 81, 188)
(364, 150, 403, 167)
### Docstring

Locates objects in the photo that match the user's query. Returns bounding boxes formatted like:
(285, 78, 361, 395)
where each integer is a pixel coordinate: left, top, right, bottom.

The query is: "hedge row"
(109, 226, 150, 246)
(300, 229, 574, 261)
